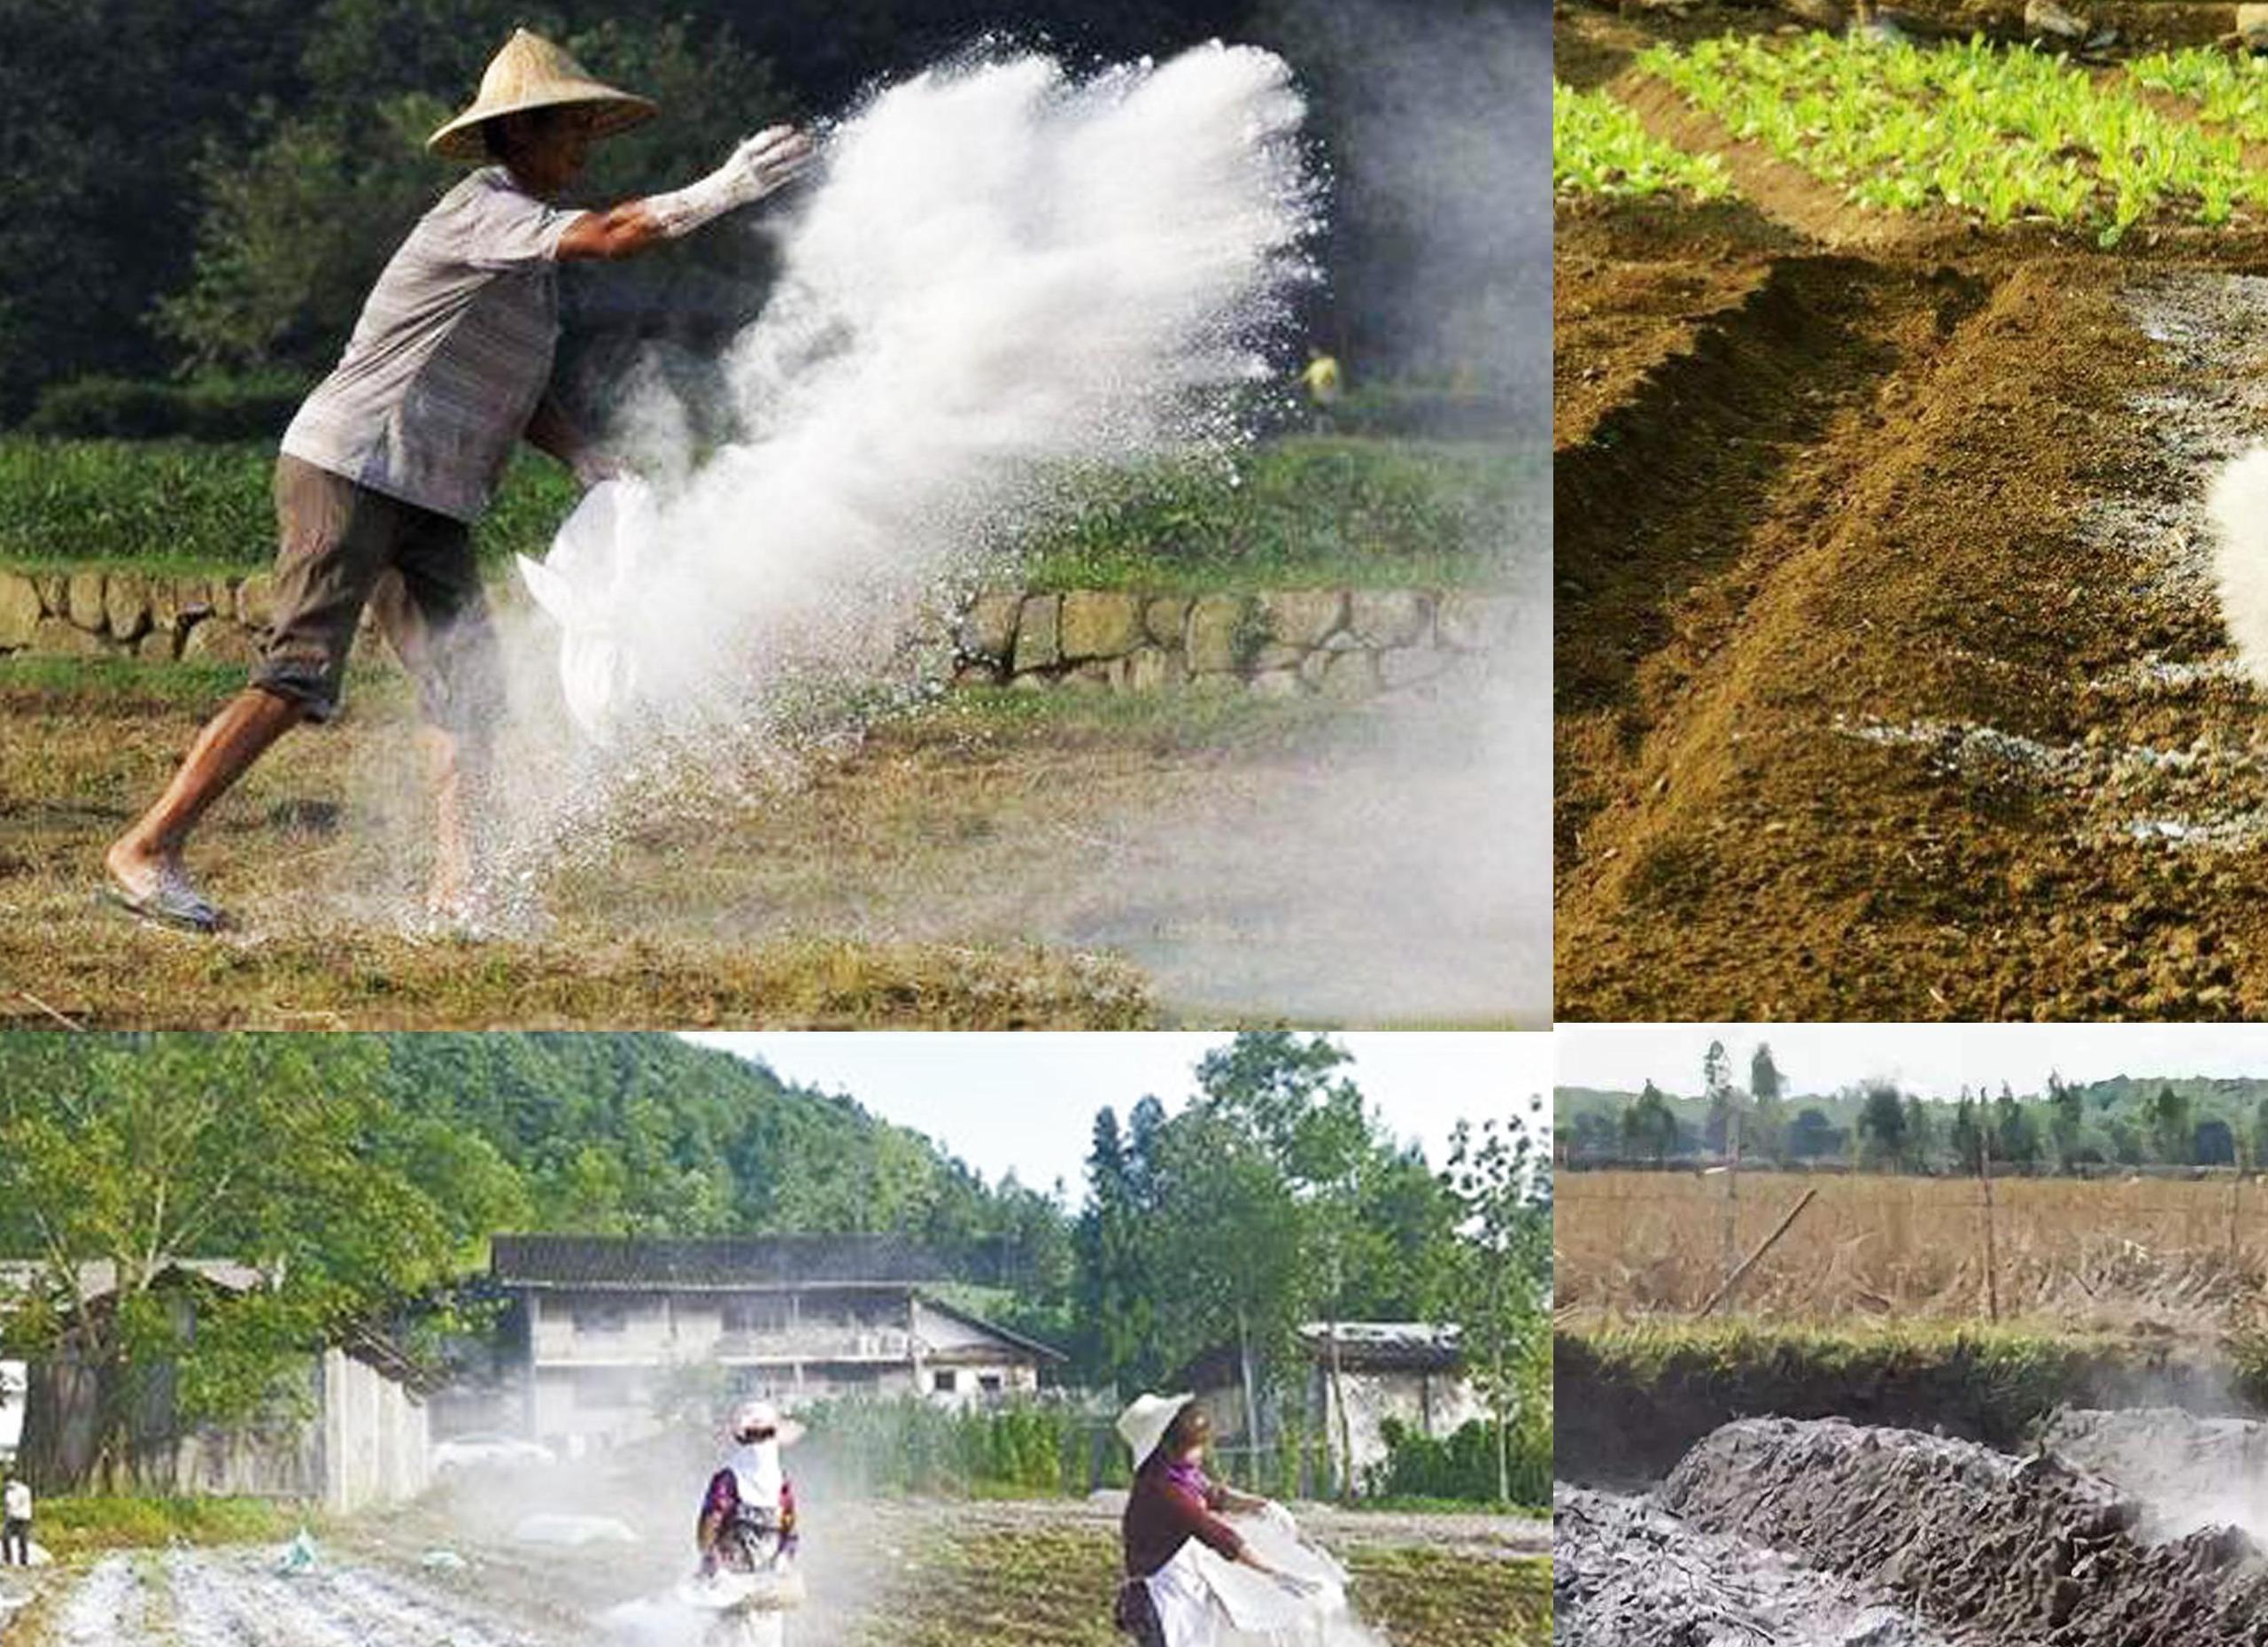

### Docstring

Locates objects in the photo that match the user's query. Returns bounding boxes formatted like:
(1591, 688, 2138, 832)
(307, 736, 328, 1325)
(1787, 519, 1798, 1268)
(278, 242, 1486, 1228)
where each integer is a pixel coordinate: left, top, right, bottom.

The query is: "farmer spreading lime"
(1113, 1394, 1323, 1647)
(103, 28, 811, 932)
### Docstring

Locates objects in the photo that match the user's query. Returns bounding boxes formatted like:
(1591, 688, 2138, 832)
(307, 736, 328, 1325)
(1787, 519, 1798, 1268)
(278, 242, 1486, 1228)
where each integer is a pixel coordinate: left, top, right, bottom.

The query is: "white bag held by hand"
(517, 476, 660, 738)
(1188, 1504, 1363, 1644)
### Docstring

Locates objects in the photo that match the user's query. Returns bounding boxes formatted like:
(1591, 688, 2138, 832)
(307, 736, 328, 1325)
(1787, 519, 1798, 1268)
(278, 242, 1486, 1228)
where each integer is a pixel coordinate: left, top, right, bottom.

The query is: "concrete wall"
(25, 1348, 428, 1510)
(318, 1349, 430, 1514)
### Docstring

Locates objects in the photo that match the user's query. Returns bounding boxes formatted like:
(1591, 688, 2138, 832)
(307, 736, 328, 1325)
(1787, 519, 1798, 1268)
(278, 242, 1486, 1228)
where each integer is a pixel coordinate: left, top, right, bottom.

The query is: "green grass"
(0, 441, 578, 571)
(1553, 81, 1734, 201)
(1021, 438, 1534, 592)
(1556, 1318, 2230, 1453)
(34, 1494, 310, 1554)
(0, 436, 1525, 592)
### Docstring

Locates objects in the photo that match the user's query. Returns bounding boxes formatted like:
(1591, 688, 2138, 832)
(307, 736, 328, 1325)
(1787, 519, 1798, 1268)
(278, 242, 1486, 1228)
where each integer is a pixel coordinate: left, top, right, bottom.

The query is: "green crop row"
(1552, 81, 1734, 202)
(1640, 32, 2265, 242)
(2131, 46, 2268, 143)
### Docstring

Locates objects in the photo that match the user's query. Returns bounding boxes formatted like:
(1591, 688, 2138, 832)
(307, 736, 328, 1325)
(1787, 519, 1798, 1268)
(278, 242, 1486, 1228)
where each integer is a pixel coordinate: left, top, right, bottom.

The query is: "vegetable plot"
(1637, 34, 2268, 241)
(2131, 46, 2268, 143)
(1552, 81, 1734, 202)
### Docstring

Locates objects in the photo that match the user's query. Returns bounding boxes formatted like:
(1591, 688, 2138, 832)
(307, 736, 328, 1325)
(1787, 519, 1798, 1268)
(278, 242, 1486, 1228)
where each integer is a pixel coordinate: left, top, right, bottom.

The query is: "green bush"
(796, 1394, 1106, 1497)
(1365, 1417, 1550, 1510)
(21, 375, 310, 442)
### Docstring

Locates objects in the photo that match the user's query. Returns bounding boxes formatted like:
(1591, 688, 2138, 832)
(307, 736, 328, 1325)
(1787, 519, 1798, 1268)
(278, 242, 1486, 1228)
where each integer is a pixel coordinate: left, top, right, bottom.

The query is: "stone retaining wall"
(0, 568, 1515, 699)
(0, 568, 282, 665)
(951, 586, 1514, 698)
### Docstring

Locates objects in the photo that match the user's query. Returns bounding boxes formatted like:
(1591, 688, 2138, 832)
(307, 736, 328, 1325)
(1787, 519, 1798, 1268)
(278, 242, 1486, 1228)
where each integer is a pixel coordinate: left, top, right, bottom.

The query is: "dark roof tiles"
(490, 1233, 949, 1290)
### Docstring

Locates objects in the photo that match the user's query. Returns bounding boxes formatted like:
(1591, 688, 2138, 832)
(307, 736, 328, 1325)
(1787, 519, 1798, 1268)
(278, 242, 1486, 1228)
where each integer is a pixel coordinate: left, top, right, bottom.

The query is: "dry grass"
(0, 660, 1350, 1028)
(1557, 1170, 2268, 1334)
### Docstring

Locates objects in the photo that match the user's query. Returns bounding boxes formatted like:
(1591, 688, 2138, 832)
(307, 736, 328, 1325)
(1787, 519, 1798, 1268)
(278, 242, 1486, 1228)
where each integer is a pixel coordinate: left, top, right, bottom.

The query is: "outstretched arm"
(557, 201, 670, 262)
(558, 127, 813, 263)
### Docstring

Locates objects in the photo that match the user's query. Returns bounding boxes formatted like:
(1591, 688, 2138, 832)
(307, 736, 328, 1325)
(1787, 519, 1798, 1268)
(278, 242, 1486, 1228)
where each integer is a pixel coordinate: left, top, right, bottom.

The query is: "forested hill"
(377, 1032, 1067, 1295)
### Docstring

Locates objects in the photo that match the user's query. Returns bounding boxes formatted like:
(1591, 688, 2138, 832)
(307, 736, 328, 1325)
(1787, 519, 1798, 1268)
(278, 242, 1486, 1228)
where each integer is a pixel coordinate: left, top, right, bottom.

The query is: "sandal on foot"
(97, 870, 223, 934)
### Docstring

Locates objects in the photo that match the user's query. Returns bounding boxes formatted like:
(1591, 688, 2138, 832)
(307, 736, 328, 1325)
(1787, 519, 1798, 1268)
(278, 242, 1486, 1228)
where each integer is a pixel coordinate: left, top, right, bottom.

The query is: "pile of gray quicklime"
(1662, 1417, 2268, 1646)
(1553, 1482, 1953, 1647)
(2040, 1407, 2268, 1543)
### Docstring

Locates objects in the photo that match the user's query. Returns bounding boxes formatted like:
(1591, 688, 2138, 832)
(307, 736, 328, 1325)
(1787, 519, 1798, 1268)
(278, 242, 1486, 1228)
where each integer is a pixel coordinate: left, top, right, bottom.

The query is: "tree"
(1701, 1040, 1742, 1157)
(1785, 1108, 1842, 1161)
(2150, 1085, 2194, 1166)
(0, 1037, 519, 1488)
(2195, 1119, 2237, 1168)
(1902, 1095, 1936, 1171)
(1621, 1082, 1678, 1164)
(1444, 1102, 1549, 1507)
(1856, 1081, 1908, 1171)
(1950, 1089, 1983, 1172)
(1993, 1084, 2041, 1171)
(2046, 1071, 2086, 1169)
(161, 11, 794, 381)
(1748, 1043, 1788, 1161)
(1072, 1107, 1162, 1392)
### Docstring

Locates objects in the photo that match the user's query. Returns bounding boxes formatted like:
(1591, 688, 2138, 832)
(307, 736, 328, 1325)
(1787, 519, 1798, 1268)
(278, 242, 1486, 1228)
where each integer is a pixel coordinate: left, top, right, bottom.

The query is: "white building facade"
(490, 1236, 1059, 1455)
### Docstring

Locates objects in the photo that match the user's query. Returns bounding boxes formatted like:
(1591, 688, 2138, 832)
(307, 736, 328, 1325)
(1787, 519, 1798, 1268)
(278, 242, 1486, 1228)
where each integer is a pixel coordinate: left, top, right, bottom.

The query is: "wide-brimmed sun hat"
(1117, 1393, 1196, 1468)
(429, 28, 658, 160)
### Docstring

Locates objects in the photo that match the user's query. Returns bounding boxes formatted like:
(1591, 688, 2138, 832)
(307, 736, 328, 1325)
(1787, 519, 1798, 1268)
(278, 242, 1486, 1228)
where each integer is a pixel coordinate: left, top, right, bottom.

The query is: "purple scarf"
(1163, 1455, 1211, 1500)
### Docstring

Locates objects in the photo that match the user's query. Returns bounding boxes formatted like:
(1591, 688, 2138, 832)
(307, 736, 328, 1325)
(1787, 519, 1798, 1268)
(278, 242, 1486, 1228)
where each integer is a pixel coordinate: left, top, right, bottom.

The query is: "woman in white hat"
(104, 28, 813, 932)
(1115, 1394, 1321, 1647)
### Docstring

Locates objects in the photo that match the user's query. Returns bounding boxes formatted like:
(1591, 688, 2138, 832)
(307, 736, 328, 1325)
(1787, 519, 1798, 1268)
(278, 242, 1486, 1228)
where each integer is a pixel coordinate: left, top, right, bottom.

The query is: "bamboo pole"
(1979, 1132, 2001, 1325)
(1699, 1187, 1818, 1318)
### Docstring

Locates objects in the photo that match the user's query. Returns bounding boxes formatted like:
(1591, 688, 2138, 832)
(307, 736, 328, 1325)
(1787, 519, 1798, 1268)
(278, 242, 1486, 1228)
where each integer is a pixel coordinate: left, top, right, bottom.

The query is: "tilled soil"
(1554, 4, 2268, 1019)
(8, 1494, 1543, 1647)
(1553, 1484, 1952, 1646)
(36, 1548, 564, 1647)
(1663, 1418, 2268, 1645)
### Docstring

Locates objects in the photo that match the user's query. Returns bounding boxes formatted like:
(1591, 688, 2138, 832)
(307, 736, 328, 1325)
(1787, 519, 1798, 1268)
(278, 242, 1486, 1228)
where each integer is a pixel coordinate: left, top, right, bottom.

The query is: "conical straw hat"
(428, 28, 657, 159)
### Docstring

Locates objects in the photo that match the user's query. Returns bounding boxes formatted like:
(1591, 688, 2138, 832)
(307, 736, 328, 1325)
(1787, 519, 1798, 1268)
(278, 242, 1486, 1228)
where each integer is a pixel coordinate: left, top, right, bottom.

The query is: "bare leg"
(105, 687, 306, 896)
(422, 723, 490, 917)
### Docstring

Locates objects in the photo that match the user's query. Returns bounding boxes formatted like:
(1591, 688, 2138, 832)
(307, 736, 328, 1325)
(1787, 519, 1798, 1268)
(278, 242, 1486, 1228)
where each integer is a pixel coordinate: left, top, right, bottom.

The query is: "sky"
(1555, 1022, 2268, 1101)
(686, 1032, 1549, 1196)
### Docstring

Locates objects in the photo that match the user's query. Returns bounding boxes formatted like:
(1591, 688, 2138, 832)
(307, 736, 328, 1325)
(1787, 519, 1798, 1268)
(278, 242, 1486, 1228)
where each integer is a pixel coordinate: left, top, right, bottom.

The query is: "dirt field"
(0, 660, 1501, 1027)
(1, 1495, 1550, 1647)
(1556, 4, 2268, 1019)
(1556, 1169, 2266, 1326)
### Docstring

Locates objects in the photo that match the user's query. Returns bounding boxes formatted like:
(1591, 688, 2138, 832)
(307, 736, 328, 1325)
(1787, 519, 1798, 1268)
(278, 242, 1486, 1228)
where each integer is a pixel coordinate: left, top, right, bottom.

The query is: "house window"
(722, 1296, 790, 1335)
(933, 1370, 958, 1394)
(570, 1300, 631, 1335)
(979, 1374, 1003, 1395)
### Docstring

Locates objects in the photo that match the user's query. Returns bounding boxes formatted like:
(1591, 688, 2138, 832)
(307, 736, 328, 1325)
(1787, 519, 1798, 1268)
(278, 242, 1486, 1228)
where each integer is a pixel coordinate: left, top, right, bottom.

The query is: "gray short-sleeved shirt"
(281, 166, 586, 522)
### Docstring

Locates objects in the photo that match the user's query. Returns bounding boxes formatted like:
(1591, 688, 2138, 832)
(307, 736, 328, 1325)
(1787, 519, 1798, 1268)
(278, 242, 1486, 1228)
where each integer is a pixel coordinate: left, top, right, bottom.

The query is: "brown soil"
(1554, 4, 2268, 1019)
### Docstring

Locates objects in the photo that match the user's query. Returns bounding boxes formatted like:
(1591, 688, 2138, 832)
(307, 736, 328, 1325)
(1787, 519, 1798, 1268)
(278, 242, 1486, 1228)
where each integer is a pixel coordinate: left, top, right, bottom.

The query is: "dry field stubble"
(1557, 1169, 2268, 1330)
(0, 660, 1370, 1027)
